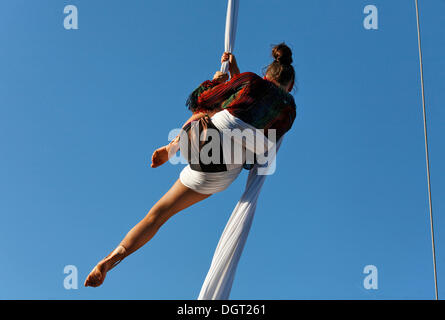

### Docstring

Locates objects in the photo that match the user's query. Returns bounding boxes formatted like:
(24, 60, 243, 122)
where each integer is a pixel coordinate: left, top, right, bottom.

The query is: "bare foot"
(85, 245, 126, 288)
(84, 260, 110, 287)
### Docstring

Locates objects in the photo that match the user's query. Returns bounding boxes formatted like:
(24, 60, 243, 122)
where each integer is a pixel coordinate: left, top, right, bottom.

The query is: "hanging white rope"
(220, 0, 239, 75)
(197, 1, 287, 299)
(198, 137, 282, 300)
(414, 0, 438, 300)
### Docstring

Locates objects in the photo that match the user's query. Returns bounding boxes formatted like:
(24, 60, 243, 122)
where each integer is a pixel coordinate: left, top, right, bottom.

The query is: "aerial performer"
(84, 43, 297, 293)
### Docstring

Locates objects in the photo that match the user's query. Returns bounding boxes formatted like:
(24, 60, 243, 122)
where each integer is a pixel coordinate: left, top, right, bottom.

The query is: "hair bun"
(272, 43, 293, 65)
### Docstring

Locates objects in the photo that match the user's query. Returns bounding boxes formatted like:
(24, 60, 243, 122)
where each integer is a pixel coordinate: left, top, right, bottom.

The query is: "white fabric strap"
(211, 109, 276, 156)
(220, 0, 239, 74)
(198, 0, 283, 300)
(198, 138, 282, 300)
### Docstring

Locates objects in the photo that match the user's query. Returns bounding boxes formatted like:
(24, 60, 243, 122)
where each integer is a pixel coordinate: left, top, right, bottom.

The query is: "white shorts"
(179, 164, 243, 195)
(178, 109, 273, 195)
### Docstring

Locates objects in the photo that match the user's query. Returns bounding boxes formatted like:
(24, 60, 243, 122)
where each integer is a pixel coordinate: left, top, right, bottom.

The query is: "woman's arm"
(151, 58, 242, 168)
(151, 109, 221, 168)
(221, 52, 240, 78)
(186, 71, 229, 112)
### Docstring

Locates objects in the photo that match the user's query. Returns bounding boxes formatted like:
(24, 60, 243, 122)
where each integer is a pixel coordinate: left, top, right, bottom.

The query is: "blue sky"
(0, 0, 443, 299)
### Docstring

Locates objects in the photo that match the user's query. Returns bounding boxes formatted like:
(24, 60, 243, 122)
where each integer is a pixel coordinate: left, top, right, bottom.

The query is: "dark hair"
(265, 43, 295, 89)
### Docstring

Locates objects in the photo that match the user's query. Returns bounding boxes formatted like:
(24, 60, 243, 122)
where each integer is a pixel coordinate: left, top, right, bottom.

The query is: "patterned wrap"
(186, 72, 297, 139)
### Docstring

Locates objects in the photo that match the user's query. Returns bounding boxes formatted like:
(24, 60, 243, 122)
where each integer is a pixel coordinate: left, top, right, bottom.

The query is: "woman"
(84, 43, 297, 287)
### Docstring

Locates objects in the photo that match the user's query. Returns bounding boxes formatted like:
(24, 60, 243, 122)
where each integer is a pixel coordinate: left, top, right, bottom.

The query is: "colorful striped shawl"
(186, 72, 297, 139)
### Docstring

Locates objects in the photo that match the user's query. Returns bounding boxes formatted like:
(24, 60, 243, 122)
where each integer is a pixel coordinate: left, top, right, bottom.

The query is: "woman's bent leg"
(120, 179, 210, 255)
(84, 179, 210, 287)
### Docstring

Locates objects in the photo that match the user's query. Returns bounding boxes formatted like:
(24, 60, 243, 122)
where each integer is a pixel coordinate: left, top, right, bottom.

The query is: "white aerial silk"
(197, 138, 282, 300)
(220, 0, 239, 75)
(198, 0, 284, 299)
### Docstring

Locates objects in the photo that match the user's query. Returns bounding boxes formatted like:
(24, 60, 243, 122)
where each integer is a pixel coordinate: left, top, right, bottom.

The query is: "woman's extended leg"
(84, 179, 210, 287)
